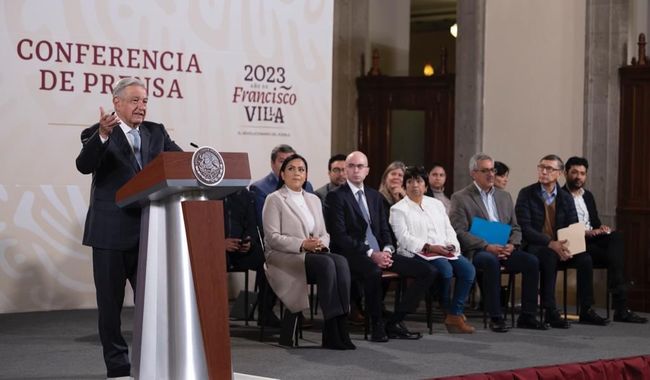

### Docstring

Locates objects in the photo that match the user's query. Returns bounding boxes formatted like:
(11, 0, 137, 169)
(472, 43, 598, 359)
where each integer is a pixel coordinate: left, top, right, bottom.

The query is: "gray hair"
(112, 77, 146, 97)
(469, 153, 493, 172)
(540, 154, 564, 171)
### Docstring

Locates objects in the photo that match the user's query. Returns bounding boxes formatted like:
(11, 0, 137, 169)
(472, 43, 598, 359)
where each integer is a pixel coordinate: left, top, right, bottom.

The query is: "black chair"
(227, 267, 251, 326)
(259, 263, 318, 346)
(558, 263, 610, 320)
(363, 270, 403, 340)
(480, 268, 517, 329)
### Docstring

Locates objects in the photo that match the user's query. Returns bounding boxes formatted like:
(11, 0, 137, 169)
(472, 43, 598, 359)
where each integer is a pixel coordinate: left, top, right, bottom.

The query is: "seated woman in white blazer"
(262, 153, 354, 350)
(389, 166, 476, 334)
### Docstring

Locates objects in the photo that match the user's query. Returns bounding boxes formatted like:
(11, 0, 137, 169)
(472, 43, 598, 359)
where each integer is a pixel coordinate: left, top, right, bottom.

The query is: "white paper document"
(557, 222, 587, 256)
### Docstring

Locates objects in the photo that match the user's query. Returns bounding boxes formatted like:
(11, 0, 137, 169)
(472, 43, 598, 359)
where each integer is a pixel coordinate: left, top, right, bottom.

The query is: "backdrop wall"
(483, 0, 585, 196)
(0, 0, 333, 313)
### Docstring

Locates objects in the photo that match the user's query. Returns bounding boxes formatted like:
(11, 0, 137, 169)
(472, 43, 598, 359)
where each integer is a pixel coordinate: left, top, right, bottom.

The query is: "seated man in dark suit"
(325, 151, 436, 342)
(450, 153, 545, 332)
(250, 144, 314, 233)
(563, 156, 646, 323)
(223, 188, 279, 326)
(76, 77, 182, 378)
(515, 154, 608, 328)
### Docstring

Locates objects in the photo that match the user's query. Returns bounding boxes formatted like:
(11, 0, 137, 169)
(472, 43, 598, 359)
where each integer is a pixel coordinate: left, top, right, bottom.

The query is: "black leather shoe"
(545, 309, 571, 329)
(579, 308, 610, 326)
(370, 319, 389, 342)
(517, 313, 548, 330)
(386, 321, 422, 340)
(489, 317, 510, 333)
(614, 309, 648, 324)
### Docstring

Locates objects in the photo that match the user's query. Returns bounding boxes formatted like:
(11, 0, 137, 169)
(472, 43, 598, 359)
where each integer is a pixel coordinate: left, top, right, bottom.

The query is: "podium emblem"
(191, 146, 226, 186)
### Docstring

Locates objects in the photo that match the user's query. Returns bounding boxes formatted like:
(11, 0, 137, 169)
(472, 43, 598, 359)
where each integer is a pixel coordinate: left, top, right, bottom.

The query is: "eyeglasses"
(474, 168, 496, 174)
(537, 165, 560, 173)
(346, 164, 368, 171)
(330, 168, 344, 174)
(286, 166, 306, 173)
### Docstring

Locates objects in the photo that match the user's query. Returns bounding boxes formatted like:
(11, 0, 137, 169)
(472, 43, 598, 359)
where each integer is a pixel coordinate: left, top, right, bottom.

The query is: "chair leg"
(394, 279, 403, 312)
(563, 269, 568, 320)
(509, 273, 516, 328)
(426, 289, 433, 335)
(364, 310, 369, 340)
(309, 284, 314, 321)
(481, 271, 488, 329)
(605, 270, 610, 320)
(259, 282, 269, 342)
(251, 272, 260, 320)
(297, 314, 302, 344)
(244, 270, 249, 326)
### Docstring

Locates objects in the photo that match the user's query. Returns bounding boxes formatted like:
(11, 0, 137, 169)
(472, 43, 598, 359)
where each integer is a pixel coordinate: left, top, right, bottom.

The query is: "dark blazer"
(325, 182, 394, 258)
(515, 182, 578, 248)
(561, 185, 602, 229)
(250, 171, 314, 232)
(449, 183, 522, 258)
(76, 121, 182, 250)
(223, 189, 263, 270)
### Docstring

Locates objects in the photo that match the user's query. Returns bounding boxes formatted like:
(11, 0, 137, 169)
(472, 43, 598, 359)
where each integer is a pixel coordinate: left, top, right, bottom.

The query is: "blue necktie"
(128, 129, 143, 168)
(357, 190, 380, 252)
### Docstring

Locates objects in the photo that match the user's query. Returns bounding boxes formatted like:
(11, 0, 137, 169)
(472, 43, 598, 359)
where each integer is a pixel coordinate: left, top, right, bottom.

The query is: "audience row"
(224, 144, 647, 351)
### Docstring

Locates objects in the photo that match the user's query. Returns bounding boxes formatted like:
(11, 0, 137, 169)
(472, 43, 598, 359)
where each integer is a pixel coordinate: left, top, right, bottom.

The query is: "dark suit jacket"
(223, 189, 263, 271)
(561, 185, 602, 229)
(325, 183, 394, 258)
(250, 171, 314, 233)
(515, 182, 578, 248)
(76, 121, 182, 250)
(449, 183, 522, 258)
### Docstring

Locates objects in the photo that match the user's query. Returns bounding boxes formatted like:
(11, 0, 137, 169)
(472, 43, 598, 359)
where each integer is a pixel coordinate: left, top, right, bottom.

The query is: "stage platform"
(1, 306, 649, 379)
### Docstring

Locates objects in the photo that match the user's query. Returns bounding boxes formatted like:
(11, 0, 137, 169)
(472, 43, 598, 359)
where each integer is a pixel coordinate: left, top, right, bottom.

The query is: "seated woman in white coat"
(389, 166, 476, 334)
(262, 153, 354, 350)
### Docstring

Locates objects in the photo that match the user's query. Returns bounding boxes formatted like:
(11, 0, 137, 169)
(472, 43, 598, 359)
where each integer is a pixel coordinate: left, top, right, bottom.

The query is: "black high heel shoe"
(336, 315, 356, 350)
(279, 310, 300, 347)
(322, 317, 346, 350)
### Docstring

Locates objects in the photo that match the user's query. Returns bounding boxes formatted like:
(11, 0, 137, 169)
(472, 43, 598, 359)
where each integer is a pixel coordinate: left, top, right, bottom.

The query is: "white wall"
(483, 0, 586, 196)
(368, 0, 411, 75)
(629, 0, 649, 63)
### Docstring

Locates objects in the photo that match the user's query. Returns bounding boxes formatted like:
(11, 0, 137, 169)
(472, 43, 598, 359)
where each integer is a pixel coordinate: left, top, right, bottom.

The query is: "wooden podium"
(116, 151, 250, 380)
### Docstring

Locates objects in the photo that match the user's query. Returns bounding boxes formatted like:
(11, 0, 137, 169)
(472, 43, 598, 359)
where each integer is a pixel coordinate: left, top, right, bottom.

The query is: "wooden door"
(356, 75, 455, 191)
(618, 65, 650, 311)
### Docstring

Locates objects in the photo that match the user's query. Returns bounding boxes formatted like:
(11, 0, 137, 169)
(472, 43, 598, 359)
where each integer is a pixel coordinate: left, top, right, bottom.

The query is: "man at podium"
(75, 77, 182, 379)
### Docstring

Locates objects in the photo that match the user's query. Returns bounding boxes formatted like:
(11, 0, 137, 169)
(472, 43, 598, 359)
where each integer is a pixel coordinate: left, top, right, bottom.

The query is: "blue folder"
(469, 217, 512, 245)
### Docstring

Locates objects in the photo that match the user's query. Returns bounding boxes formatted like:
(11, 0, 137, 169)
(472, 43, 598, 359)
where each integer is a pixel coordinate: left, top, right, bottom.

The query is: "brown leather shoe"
(347, 306, 365, 326)
(444, 314, 475, 334)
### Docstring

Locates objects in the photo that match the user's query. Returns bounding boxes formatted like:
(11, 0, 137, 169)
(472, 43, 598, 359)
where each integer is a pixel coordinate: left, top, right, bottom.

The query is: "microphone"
(190, 142, 199, 148)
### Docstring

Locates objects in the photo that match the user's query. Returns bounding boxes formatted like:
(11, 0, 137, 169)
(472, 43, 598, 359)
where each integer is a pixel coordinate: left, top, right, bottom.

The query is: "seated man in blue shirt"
(515, 154, 609, 328)
(450, 153, 544, 332)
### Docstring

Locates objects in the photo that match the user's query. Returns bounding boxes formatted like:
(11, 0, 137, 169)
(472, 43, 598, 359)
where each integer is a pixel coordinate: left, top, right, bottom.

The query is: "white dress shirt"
(570, 188, 593, 231)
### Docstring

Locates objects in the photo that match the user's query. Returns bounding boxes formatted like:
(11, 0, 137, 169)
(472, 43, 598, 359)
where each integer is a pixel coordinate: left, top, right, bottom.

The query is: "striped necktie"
(128, 128, 143, 168)
(357, 190, 380, 252)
